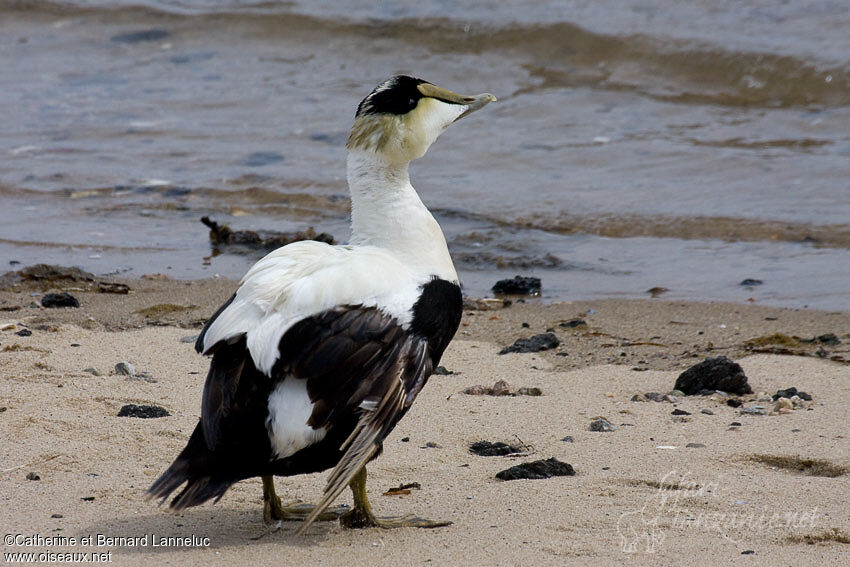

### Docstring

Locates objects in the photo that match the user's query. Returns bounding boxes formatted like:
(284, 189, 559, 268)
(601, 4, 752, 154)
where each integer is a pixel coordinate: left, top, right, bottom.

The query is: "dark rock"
(469, 441, 522, 456)
(117, 404, 170, 419)
(671, 409, 691, 416)
(433, 366, 454, 376)
(561, 436, 574, 443)
(499, 333, 559, 354)
(740, 279, 763, 286)
(741, 550, 755, 555)
(495, 458, 575, 481)
(15, 329, 32, 337)
(110, 29, 170, 43)
(26, 472, 40, 481)
(729, 421, 742, 427)
(685, 443, 706, 449)
(51, 513, 63, 518)
(491, 276, 541, 296)
(647, 287, 669, 297)
(41, 292, 80, 308)
(559, 319, 587, 329)
(772, 387, 812, 401)
(400, 437, 409, 442)
(97, 282, 130, 294)
(815, 333, 840, 346)
(675, 356, 753, 395)
(727, 399, 743, 408)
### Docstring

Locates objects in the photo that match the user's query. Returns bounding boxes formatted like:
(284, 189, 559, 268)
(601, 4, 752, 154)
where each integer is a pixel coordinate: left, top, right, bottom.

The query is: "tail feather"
(146, 423, 234, 510)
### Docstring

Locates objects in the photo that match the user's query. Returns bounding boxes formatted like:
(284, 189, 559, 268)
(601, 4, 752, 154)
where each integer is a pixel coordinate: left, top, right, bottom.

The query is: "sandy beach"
(1, 273, 848, 566)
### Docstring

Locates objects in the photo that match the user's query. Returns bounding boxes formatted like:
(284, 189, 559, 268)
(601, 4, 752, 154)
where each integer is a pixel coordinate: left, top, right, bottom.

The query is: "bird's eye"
(408, 98, 417, 107)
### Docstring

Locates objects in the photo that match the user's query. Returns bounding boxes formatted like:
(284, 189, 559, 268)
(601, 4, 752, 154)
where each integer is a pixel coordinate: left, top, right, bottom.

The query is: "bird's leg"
(262, 475, 347, 525)
(339, 466, 452, 529)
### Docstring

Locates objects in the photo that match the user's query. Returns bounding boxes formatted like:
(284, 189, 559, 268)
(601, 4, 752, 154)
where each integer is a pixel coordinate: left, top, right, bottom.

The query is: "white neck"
(346, 150, 457, 282)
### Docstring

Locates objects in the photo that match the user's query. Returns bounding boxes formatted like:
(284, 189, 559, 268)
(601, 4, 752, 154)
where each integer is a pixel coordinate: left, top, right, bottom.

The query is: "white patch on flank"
(266, 377, 327, 459)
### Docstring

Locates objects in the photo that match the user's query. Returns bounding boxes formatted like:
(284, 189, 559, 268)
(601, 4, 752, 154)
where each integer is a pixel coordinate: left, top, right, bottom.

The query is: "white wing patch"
(199, 240, 431, 375)
(266, 377, 327, 459)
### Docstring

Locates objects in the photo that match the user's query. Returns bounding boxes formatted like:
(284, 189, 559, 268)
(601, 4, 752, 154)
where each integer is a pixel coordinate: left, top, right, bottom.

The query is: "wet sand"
(1, 276, 849, 565)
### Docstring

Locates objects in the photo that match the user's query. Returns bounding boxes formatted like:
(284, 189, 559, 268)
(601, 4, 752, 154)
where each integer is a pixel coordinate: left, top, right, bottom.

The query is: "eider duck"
(147, 75, 496, 534)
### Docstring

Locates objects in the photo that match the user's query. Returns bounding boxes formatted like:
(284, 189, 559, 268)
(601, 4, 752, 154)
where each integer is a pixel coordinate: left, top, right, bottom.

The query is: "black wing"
(274, 307, 432, 535)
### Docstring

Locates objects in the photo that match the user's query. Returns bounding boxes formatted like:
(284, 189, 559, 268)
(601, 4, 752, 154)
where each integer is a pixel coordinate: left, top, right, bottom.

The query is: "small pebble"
(741, 550, 755, 555)
(685, 443, 706, 449)
(773, 397, 793, 413)
(114, 362, 136, 376)
(589, 417, 617, 432)
(15, 329, 32, 337)
(117, 404, 170, 418)
(671, 409, 691, 416)
(180, 335, 199, 344)
(740, 406, 767, 416)
(82, 367, 101, 376)
(51, 513, 63, 518)
(26, 472, 40, 481)
(498, 333, 560, 355)
(700, 409, 714, 415)
(491, 276, 541, 296)
(41, 292, 80, 308)
(561, 436, 574, 443)
(727, 399, 743, 408)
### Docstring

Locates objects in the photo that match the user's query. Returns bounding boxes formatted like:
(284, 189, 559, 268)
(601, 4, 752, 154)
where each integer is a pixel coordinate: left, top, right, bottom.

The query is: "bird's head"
(346, 75, 496, 164)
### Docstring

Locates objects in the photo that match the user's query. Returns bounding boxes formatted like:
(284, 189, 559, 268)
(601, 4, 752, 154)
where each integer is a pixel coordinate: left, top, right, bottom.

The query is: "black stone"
(559, 319, 587, 328)
(499, 333, 560, 355)
(492, 276, 542, 296)
(773, 387, 812, 401)
(117, 404, 170, 419)
(671, 409, 691, 416)
(674, 356, 753, 395)
(816, 333, 840, 346)
(469, 441, 521, 457)
(727, 399, 743, 408)
(41, 292, 79, 308)
(739, 279, 763, 286)
(16, 329, 32, 337)
(496, 458, 575, 481)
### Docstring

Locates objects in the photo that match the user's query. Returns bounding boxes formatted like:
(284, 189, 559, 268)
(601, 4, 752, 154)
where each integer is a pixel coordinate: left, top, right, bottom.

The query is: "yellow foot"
(340, 508, 452, 530)
(264, 497, 349, 525)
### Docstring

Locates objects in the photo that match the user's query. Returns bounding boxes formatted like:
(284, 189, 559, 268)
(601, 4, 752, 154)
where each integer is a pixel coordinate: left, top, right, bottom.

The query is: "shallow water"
(2, 0, 849, 309)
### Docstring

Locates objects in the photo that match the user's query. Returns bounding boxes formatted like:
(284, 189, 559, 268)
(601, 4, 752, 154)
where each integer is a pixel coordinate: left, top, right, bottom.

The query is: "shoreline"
(1, 274, 849, 565)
